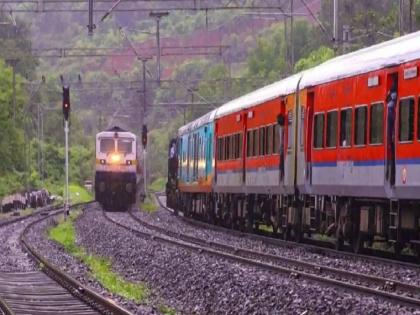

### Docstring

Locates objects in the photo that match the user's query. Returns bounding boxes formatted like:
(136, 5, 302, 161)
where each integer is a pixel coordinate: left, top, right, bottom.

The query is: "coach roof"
(301, 30, 420, 87)
(214, 72, 303, 119)
(178, 109, 217, 136)
(178, 31, 420, 136)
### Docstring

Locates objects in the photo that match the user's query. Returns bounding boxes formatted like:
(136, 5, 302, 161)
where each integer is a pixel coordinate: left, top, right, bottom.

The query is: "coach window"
(259, 127, 265, 155)
(354, 106, 367, 145)
(238, 133, 241, 158)
(267, 125, 273, 155)
(399, 97, 414, 142)
(247, 131, 252, 157)
(226, 136, 231, 160)
(100, 139, 114, 153)
(313, 113, 324, 149)
(370, 103, 384, 144)
(340, 108, 352, 147)
(273, 124, 280, 154)
(253, 129, 259, 156)
(231, 135, 235, 159)
(326, 110, 338, 148)
(287, 111, 293, 150)
(221, 138, 225, 160)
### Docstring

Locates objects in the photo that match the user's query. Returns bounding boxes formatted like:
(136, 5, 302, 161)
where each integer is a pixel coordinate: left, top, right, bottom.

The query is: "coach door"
(385, 72, 398, 186)
(306, 91, 315, 185)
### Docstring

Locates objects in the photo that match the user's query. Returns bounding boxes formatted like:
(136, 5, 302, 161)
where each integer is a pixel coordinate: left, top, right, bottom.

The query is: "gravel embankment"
(25, 210, 157, 315)
(134, 196, 420, 287)
(89, 207, 417, 314)
(0, 216, 40, 272)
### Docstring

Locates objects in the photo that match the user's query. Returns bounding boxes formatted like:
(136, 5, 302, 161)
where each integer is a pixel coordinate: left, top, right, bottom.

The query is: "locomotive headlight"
(126, 160, 132, 165)
(110, 153, 122, 164)
(100, 159, 106, 165)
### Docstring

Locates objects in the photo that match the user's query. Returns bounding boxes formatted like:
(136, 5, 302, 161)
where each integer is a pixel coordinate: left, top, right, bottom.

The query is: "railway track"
(0, 202, 133, 315)
(103, 206, 420, 309)
(155, 193, 420, 270)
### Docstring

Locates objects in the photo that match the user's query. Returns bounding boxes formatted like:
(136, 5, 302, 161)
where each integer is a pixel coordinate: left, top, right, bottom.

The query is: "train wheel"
(294, 225, 303, 243)
(351, 232, 363, 254)
(335, 229, 344, 251)
(394, 242, 403, 259)
(283, 225, 290, 241)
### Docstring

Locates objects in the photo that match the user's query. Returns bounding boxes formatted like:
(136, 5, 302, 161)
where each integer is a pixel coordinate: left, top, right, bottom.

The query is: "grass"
(149, 177, 166, 193)
(258, 224, 273, 233)
(69, 184, 93, 204)
(48, 210, 149, 303)
(141, 195, 158, 213)
(159, 304, 177, 315)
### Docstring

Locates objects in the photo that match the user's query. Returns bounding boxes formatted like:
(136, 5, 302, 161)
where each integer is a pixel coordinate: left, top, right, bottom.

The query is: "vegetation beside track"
(141, 194, 158, 213)
(149, 177, 166, 193)
(48, 210, 149, 303)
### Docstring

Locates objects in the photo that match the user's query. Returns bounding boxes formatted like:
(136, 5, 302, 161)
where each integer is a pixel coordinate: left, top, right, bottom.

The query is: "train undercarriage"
(95, 171, 137, 211)
(169, 191, 420, 260)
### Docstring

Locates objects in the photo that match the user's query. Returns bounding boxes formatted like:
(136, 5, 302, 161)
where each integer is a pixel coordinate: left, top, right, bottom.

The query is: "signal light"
(142, 124, 147, 148)
(62, 86, 70, 121)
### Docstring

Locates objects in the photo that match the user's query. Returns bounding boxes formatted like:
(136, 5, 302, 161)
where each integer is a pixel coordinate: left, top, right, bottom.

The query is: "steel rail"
(17, 202, 133, 315)
(103, 203, 420, 308)
(0, 204, 58, 229)
(155, 192, 420, 269)
(0, 296, 13, 315)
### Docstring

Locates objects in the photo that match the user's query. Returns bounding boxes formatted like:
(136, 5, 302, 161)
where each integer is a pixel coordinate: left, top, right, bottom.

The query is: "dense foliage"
(1, 1, 419, 196)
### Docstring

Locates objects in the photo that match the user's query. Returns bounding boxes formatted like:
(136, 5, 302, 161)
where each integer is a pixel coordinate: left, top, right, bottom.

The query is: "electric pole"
(139, 57, 151, 199)
(149, 11, 169, 84)
(399, 0, 404, 35)
(87, 0, 95, 35)
(290, 0, 294, 68)
(62, 86, 71, 218)
(333, 0, 338, 49)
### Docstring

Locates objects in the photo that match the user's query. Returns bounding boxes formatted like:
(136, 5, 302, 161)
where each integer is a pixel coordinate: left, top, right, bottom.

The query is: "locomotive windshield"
(100, 139, 114, 153)
(117, 139, 133, 153)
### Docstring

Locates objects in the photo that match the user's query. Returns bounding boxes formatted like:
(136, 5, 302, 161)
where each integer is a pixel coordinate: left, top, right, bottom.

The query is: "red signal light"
(63, 86, 70, 121)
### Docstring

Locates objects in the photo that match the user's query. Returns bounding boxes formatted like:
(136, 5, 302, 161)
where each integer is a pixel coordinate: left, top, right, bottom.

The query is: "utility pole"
(290, 0, 294, 69)
(8, 59, 18, 124)
(399, 0, 404, 36)
(333, 0, 338, 49)
(62, 86, 71, 218)
(409, 0, 414, 33)
(149, 11, 169, 84)
(87, 0, 95, 36)
(139, 57, 151, 199)
(37, 104, 41, 175)
(40, 105, 44, 184)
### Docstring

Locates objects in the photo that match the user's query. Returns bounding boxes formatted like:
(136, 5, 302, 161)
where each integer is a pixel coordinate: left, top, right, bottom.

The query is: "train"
(167, 31, 420, 258)
(95, 126, 139, 210)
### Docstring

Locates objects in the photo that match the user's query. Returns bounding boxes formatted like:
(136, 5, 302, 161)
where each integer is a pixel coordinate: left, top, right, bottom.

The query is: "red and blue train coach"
(172, 111, 216, 219)
(168, 31, 420, 258)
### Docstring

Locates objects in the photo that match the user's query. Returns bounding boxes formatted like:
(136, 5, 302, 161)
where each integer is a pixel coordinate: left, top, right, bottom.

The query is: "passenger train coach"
(167, 31, 420, 257)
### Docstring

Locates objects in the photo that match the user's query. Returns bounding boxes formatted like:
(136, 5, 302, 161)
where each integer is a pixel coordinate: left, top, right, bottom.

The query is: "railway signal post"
(63, 86, 71, 218)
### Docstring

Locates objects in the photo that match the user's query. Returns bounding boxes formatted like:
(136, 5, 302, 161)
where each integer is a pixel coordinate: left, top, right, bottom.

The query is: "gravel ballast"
(0, 216, 40, 272)
(135, 196, 420, 287)
(79, 205, 418, 314)
(25, 210, 157, 315)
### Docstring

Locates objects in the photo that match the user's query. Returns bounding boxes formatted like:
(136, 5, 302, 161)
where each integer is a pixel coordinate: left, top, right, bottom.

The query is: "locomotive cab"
(95, 126, 139, 210)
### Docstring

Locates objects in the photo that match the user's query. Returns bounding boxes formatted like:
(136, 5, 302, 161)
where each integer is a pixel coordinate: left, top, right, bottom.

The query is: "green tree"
(294, 46, 335, 72)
